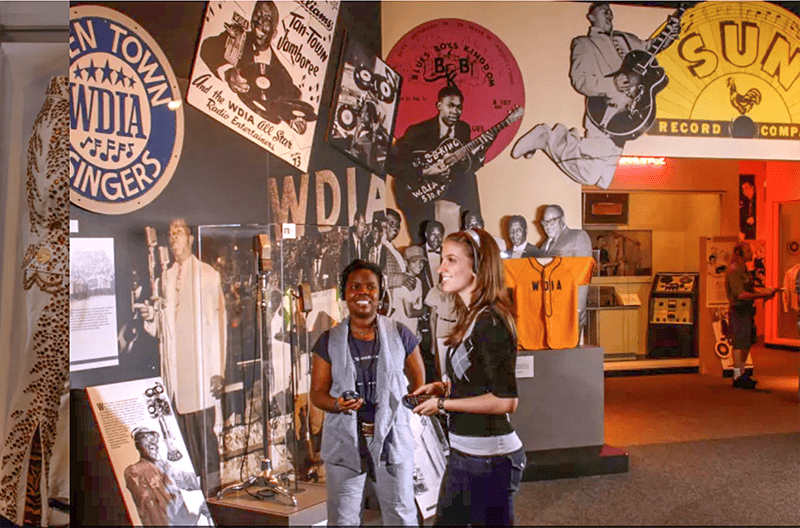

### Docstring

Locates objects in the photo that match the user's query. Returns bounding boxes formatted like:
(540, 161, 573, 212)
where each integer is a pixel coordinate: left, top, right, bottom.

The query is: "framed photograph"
(327, 32, 402, 176)
(583, 192, 629, 226)
(585, 229, 652, 277)
(187, 1, 340, 172)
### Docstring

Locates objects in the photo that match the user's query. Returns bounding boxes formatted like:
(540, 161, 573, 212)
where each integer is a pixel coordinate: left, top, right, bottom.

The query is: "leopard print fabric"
(0, 76, 69, 526)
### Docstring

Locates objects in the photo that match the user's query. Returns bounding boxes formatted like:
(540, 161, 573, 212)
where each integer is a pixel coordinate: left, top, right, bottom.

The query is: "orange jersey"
(504, 257, 594, 350)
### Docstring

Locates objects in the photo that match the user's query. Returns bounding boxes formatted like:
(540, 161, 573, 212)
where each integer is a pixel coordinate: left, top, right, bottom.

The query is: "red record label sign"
(386, 18, 525, 163)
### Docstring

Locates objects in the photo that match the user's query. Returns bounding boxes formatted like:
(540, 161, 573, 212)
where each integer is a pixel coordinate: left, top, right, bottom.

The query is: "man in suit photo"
(388, 84, 496, 242)
(541, 205, 592, 258)
(511, 2, 679, 189)
(346, 210, 369, 262)
(503, 214, 543, 259)
(540, 205, 593, 341)
(139, 219, 226, 493)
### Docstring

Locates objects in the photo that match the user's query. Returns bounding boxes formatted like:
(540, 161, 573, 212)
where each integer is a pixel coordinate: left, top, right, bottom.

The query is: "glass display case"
(586, 254, 651, 361)
(196, 223, 350, 501)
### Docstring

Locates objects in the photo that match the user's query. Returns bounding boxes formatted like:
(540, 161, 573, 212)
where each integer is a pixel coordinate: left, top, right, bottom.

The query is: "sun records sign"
(69, 6, 184, 215)
(651, 2, 800, 141)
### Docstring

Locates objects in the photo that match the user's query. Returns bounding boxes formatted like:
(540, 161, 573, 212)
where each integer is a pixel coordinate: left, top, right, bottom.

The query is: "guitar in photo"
(407, 106, 524, 204)
(389, 83, 522, 242)
(586, 4, 690, 146)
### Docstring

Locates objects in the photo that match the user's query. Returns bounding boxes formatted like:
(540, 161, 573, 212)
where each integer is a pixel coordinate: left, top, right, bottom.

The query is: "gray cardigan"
(320, 315, 413, 472)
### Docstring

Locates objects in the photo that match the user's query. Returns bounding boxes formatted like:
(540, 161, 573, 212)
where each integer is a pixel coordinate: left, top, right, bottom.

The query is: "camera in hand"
(341, 390, 360, 401)
(402, 394, 434, 409)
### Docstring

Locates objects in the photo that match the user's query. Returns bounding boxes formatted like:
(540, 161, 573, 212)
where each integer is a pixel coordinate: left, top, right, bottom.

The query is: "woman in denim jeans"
(412, 228, 526, 526)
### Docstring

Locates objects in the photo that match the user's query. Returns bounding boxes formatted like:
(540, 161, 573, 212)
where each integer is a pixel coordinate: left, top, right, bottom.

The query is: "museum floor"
(515, 343, 800, 526)
(393, 344, 800, 526)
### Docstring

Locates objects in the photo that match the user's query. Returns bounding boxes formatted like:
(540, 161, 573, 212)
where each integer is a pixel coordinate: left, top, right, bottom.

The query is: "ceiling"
(0, 1, 67, 28)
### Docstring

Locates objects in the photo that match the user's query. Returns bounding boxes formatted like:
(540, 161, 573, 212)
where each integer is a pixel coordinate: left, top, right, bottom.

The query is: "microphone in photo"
(255, 233, 271, 273)
(298, 283, 312, 313)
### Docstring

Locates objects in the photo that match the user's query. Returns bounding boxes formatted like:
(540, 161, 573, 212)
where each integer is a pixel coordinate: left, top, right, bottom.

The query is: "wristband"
(437, 397, 447, 414)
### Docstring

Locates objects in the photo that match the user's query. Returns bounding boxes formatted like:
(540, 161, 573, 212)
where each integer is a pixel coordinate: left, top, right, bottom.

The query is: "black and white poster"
(70, 237, 119, 371)
(327, 32, 402, 176)
(86, 378, 214, 526)
(187, 0, 340, 172)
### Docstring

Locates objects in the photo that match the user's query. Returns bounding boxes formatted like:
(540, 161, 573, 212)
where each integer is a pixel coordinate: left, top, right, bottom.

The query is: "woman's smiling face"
(344, 268, 380, 320)
(438, 240, 475, 299)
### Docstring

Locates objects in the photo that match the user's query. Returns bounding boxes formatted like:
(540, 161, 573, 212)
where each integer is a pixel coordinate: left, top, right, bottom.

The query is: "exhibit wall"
(70, 0, 381, 385)
(65, 0, 800, 511)
(69, 0, 387, 496)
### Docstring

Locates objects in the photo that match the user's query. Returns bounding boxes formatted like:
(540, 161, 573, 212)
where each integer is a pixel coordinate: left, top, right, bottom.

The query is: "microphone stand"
(216, 257, 297, 506)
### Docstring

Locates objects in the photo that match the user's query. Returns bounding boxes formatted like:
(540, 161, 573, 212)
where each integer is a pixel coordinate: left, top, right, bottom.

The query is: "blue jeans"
(325, 436, 417, 526)
(434, 447, 526, 526)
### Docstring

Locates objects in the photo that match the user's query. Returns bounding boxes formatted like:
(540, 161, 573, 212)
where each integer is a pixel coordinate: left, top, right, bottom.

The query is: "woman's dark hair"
(339, 259, 384, 299)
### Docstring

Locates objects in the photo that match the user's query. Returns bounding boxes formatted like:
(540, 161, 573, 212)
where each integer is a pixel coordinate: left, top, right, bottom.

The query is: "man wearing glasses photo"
(540, 205, 593, 343)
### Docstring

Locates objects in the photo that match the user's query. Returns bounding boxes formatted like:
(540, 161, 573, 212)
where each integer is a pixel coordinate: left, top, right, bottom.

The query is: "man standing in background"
(725, 241, 779, 390)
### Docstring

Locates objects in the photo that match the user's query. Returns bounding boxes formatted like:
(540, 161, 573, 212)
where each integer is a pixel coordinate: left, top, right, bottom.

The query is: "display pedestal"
(511, 346, 628, 481)
(522, 444, 628, 481)
(206, 482, 327, 526)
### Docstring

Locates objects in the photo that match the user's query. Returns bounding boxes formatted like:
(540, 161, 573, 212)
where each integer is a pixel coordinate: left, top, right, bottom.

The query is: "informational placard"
(187, 0, 339, 172)
(86, 377, 214, 526)
(409, 413, 449, 519)
(70, 237, 119, 371)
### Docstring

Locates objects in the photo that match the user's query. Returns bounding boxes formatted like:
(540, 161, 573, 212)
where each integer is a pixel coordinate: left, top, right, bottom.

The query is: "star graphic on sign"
(84, 59, 98, 81)
(100, 60, 114, 84)
(72, 66, 84, 81)
(115, 67, 127, 86)
(128, 75, 137, 89)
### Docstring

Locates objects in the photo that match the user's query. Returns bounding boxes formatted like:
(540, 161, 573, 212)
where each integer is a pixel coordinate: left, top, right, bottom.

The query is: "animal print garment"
(0, 76, 69, 526)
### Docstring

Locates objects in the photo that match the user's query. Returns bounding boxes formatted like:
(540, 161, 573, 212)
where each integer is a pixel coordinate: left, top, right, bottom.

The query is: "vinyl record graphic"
(336, 105, 358, 130)
(354, 66, 374, 90)
(714, 339, 731, 359)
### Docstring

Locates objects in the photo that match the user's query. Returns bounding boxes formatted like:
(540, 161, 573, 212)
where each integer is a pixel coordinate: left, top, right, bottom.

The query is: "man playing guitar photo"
(511, 2, 681, 189)
(389, 84, 497, 243)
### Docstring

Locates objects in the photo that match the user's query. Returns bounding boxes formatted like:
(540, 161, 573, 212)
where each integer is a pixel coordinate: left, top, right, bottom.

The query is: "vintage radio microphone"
(142, 228, 173, 404)
(216, 234, 296, 506)
(295, 283, 322, 481)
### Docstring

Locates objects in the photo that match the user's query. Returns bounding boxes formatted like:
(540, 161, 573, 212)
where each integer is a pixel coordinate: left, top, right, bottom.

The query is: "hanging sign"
(69, 5, 185, 215)
(187, 1, 340, 172)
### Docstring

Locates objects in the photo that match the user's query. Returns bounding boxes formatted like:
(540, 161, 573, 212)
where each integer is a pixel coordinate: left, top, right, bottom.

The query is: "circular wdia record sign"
(386, 18, 525, 163)
(70, 5, 184, 214)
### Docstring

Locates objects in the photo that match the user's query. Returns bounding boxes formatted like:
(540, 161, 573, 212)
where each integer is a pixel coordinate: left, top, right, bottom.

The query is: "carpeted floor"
(512, 344, 800, 526)
(605, 345, 800, 446)
(398, 345, 800, 526)
(514, 432, 800, 526)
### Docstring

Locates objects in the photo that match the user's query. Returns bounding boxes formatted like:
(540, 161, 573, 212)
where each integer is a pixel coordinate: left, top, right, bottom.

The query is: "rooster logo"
(727, 78, 762, 116)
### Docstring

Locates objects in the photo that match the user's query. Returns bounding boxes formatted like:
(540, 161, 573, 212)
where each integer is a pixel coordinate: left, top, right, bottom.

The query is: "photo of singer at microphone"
(118, 221, 350, 493)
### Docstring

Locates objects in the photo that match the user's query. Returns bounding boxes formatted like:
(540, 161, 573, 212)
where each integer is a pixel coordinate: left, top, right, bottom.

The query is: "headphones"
(339, 260, 385, 301)
(464, 229, 481, 274)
